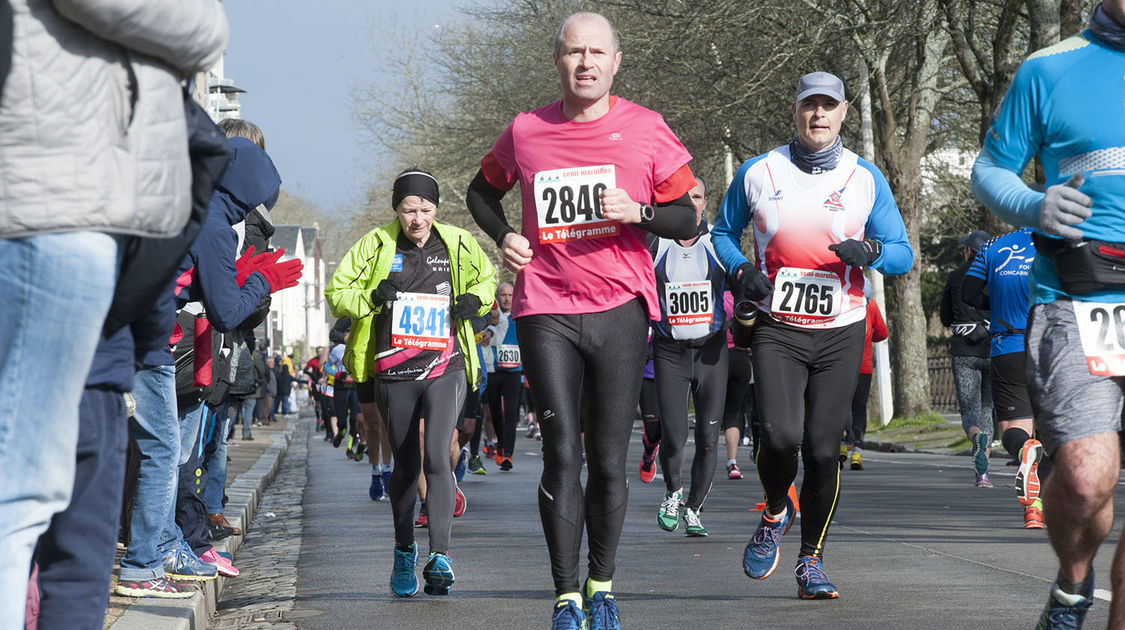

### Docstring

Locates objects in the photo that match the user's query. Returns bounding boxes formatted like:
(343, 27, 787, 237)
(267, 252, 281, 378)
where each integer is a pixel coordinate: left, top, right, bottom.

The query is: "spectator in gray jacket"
(0, 0, 228, 620)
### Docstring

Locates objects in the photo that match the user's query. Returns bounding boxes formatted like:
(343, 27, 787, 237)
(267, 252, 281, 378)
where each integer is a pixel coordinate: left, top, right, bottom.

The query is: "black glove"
(450, 293, 482, 319)
(736, 263, 774, 301)
(828, 238, 882, 267)
(371, 278, 401, 306)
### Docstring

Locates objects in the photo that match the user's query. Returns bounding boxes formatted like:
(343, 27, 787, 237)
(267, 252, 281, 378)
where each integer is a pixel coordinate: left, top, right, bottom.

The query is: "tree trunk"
(1060, 0, 1085, 36)
(1027, 0, 1063, 50)
(884, 168, 931, 417)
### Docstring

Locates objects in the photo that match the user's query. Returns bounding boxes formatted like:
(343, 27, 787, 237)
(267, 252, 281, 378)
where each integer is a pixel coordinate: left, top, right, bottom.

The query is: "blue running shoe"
(552, 599, 588, 630)
(369, 471, 384, 501)
(163, 540, 217, 581)
(390, 544, 419, 597)
(422, 552, 455, 595)
(795, 555, 839, 599)
(743, 491, 794, 579)
(454, 447, 469, 482)
(381, 468, 393, 501)
(1036, 576, 1093, 630)
(972, 432, 991, 475)
(584, 591, 620, 630)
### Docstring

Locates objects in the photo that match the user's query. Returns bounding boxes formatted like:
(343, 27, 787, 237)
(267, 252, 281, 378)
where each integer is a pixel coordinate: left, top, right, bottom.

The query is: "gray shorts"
(1027, 300, 1125, 455)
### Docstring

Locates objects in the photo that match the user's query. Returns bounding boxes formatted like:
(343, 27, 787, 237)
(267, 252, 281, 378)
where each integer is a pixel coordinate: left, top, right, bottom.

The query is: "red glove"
(255, 254, 304, 293)
(235, 246, 256, 286)
(236, 247, 284, 286)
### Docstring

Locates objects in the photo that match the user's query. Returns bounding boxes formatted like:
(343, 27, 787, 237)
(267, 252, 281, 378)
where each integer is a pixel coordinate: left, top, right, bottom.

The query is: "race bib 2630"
(496, 344, 521, 370)
(533, 165, 620, 244)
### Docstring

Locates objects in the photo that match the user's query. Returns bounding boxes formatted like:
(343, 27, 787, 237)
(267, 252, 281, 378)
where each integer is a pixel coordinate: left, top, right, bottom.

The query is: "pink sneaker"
(453, 486, 467, 517)
(200, 548, 239, 577)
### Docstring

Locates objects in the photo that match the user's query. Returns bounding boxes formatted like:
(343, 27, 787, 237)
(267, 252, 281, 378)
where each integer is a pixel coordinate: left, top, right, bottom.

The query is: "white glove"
(1038, 173, 1092, 243)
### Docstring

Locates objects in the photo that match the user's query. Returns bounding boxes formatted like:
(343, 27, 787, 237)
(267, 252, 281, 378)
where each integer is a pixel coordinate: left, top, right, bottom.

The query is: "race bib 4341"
(533, 165, 620, 244)
(391, 292, 452, 351)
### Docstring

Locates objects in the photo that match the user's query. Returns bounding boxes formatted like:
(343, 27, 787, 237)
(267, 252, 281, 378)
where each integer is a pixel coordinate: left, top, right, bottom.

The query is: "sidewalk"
(104, 411, 299, 629)
(864, 412, 973, 455)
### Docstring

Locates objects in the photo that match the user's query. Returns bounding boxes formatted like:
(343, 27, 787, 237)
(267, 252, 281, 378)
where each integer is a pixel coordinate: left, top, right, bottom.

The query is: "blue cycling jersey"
(971, 30, 1125, 305)
(965, 228, 1035, 356)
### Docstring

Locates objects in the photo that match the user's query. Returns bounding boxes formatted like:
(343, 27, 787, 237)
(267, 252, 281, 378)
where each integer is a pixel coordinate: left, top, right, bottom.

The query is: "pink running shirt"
(482, 97, 692, 320)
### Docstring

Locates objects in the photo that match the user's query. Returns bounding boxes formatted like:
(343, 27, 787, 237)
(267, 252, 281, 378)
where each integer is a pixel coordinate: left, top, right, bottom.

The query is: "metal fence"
(928, 353, 958, 413)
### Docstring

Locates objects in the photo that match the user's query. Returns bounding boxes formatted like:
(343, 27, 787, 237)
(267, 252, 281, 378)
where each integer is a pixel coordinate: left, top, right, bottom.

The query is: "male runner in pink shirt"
(466, 11, 698, 630)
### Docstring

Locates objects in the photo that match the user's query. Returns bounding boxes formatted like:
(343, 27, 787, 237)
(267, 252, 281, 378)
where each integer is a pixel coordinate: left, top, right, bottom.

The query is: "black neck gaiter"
(789, 136, 843, 174)
(1090, 3, 1125, 51)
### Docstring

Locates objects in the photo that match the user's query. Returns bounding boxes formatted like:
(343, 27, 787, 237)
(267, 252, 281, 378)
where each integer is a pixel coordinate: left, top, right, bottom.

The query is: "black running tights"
(653, 333, 729, 509)
(517, 299, 648, 595)
(487, 370, 523, 458)
(751, 316, 865, 558)
(639, 378, 660, 446)
(375, 372, 466, 554)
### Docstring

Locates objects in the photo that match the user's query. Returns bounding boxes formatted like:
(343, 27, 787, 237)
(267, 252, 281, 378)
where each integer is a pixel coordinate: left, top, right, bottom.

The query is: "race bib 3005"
(1073, 301, 1125, 376)
(390, 292, 452, 351)
(664, 280, 713, 326)
(533, 165, 620, 244)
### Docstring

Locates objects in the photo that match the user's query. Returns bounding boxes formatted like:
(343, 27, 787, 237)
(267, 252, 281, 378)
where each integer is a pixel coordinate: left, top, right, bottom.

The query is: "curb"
(109, 416, 297, 630)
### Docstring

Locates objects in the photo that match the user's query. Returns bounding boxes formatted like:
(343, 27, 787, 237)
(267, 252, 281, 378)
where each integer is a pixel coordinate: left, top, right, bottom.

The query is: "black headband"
(392, 171, 440, 210)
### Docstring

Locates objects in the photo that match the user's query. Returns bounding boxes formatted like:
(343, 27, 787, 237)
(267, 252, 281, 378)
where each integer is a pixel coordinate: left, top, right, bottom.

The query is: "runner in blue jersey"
(486, 283, 522, 471)
(962, 228, 1047, 530)
(970, 2, 1125, 625)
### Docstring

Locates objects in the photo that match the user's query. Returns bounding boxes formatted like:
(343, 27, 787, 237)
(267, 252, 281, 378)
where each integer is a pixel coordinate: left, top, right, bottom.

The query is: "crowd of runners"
(313, 7, 1125, 630)
(5, 2, 1125, 630)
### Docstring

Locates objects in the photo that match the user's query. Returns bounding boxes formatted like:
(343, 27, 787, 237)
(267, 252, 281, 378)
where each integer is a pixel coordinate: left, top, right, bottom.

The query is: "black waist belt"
(1033, 232, 1125, 295)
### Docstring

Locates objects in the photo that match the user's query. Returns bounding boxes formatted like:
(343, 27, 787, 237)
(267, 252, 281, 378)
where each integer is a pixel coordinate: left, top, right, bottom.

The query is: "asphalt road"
(224, 420, 1125, 629)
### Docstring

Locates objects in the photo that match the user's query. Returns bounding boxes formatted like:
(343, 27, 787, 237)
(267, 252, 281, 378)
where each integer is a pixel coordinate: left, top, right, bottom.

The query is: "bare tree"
(355, 0, 1038, 417)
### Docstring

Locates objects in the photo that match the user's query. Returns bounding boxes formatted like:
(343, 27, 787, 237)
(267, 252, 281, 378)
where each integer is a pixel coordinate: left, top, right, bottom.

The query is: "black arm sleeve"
(471, 313, 491, 334)
(466, 170, 514, 247)
(640, 192, 697, 240)
(961, 275, 990, 310)
(329, 317, 351, 345)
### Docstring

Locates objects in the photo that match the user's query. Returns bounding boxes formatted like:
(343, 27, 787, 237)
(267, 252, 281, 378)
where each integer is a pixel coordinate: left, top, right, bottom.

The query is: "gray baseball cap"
(795, 71, 845, 102)
(958, 230, 990, 251)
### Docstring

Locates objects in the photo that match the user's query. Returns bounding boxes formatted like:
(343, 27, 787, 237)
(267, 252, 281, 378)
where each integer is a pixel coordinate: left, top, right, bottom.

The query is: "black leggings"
(751, 316, 865, 558)
(653, 334, 728, 509)
(469, 386, 486, 456)
(639, 377, 660, 446)
(333, 386, 361, 440)
(516, 299, 648, 596)
(722, 349, 753, 433)
(375, 372, 466, 554)
(846, 372, 873, 447)
(487, 370, 523, 457)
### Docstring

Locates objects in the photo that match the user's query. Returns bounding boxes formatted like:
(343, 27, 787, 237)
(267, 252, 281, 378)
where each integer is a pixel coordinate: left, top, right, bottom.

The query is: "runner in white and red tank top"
(713, 71, 913, 601)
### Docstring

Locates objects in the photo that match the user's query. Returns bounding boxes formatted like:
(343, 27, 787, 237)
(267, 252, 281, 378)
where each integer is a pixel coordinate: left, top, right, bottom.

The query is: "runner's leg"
(686, 337, 728, 509)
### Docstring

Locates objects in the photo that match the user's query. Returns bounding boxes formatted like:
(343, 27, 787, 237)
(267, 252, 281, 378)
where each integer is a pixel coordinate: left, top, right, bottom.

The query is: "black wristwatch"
(639, 203, 655, 223)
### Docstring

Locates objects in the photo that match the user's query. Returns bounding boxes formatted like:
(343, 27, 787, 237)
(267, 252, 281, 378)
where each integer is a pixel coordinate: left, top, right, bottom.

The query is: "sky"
(221, 0, 472, 214)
